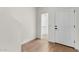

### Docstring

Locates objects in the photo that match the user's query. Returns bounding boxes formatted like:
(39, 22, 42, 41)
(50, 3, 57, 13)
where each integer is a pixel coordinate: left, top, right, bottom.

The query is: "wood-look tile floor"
(49, 42, 76, 52)
(21, 39, 76, 52)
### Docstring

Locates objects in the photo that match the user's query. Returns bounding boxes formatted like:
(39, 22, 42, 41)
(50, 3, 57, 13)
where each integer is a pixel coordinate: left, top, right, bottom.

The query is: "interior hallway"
(21, 39, 76, 52)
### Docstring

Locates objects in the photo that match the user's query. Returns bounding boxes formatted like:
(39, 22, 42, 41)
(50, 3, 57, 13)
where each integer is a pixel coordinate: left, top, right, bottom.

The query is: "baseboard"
(48, 41, 75, 49)
(35, 37, 41, 39)
(57, 42, 75, 49)
(21, 38, 35, 44)
(21, 37, 41, 45)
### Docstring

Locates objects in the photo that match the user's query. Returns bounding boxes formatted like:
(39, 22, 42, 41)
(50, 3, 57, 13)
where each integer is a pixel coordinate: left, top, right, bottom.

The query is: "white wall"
(0, 7, 36, 52)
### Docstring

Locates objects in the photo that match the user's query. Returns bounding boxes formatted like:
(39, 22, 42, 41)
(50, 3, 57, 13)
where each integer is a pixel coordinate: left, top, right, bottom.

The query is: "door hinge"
(74, 25, 75, 28)
(74, 40, 75, 43)
(74, 10, 75, 14)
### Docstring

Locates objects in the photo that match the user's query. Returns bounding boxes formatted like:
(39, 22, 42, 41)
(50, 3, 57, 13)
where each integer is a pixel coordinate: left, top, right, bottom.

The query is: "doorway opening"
(41, 13, 48, 40)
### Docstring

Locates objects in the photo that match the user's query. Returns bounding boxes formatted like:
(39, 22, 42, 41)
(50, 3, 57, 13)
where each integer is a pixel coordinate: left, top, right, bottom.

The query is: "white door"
(55, 9, 75, 47)
(41, 13, 48, 39)
(74, 9, 79, 50)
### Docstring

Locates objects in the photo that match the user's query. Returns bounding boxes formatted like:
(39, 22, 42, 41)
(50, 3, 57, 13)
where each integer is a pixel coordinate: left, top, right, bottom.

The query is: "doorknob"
(55, 28, 58, 29)
(55, 25, 57, 27)
(55, 25, 58, 29)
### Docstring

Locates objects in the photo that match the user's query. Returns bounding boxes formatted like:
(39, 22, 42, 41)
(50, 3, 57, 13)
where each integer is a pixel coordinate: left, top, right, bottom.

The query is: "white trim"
(21, 37, 36, 45)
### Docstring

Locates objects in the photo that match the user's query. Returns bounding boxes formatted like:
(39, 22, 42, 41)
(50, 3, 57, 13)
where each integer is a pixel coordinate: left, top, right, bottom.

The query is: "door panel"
(74, 9, 79, 49)
(55, 9, 75, 47)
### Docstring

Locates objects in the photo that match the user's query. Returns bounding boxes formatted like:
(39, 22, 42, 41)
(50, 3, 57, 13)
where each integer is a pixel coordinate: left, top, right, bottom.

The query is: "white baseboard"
(21, 37, 36, 45)
(75, 49, 79, 52)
